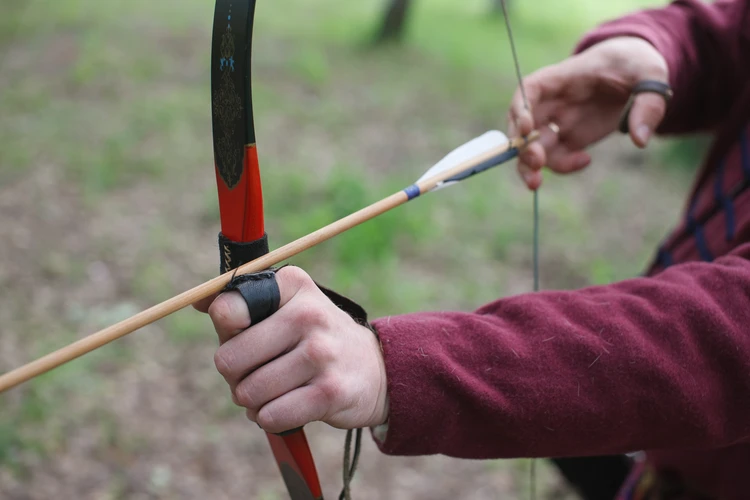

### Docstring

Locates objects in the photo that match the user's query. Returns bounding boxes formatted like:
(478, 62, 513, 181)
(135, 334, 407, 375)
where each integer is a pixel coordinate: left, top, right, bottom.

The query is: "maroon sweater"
(370, 1, 750, 498)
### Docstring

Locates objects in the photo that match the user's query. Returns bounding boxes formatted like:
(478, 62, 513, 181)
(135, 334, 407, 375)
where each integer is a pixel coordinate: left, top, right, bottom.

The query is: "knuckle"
(256, 407, 280, 432)
(292, 300, 330, 329)
(299, 336, 336, 368)
(207, 295, 230, 322)
(213, 347, 235, 378)
(520, 76, 537, 94)
(521, 73, 542, 96)
(234, 383, 258, 410)
(315, 376, 344, 406)
(279, 265, 311, 288)
(641, 58, 668, 80)
(519, 150, 537, 169)
(208, 292, 248, 329)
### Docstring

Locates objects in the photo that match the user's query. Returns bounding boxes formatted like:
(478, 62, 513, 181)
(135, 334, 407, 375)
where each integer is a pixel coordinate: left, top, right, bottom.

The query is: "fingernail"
(636, 124, 651, 146)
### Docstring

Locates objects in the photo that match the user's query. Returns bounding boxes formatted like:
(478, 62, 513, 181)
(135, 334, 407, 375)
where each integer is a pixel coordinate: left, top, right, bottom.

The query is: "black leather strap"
(618, 80, 673, 134)
(224, 271, 280, 325)
(316, 283, 372, 330)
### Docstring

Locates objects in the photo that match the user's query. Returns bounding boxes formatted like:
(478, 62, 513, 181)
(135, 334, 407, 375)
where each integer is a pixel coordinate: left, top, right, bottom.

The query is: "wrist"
(583, 36, 669, 87)
(371, 325, 390, 427)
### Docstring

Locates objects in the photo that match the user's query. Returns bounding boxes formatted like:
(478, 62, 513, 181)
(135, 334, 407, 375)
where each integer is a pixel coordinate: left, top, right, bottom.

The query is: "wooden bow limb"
(0, 131, 539, 394)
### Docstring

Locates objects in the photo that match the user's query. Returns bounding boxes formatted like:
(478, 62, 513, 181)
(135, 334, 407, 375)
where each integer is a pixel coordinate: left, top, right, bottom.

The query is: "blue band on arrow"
(403, 184, 421, 200)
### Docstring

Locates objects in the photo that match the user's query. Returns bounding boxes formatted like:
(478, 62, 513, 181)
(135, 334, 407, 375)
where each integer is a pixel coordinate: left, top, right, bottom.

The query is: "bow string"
(499, 1, 540, 498)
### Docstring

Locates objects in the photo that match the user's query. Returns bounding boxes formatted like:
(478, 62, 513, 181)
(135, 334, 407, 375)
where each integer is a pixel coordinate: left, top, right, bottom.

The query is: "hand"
(194, 266, 389, 434)
(507, 36, 669, 189)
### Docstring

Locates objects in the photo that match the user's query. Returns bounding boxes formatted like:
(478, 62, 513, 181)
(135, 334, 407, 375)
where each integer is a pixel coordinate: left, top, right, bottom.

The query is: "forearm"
(371, 246, 750, 459)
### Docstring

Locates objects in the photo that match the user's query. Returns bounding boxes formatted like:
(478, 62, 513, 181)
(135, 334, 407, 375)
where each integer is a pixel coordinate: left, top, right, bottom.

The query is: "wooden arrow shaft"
(0, 132, 538, 393)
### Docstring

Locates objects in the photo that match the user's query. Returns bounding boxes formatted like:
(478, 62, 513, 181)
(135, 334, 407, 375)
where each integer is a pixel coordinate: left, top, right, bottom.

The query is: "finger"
(518, 142, 546, 172)
(214, 280, 334, 388)
(517, 123, 560, 189)
(221, 266, 313, 332)
(518, 165, 543, 191)
(516, 101, 557, 164)
(256, 384, 332, 433)
(506, 110, 518, 138)
(508, 85, 536, 137)
(245, 407, 259, 423)
(508, 74, 548, 137)
(192, 292, 219, 313)
(546, 146, 591, 174)
(508, 66, 566, 137)
(627, 92, 667, 148)
(233, 345, 319, 412)
(208, 291, 251, 344)
(274, 266, 318, 308)
(213, 304, 305, 388)
(517, 146, 545, 190)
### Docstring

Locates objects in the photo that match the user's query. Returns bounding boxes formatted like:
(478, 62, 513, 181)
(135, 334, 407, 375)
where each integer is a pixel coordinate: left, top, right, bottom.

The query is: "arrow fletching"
(417, 130, 509, 191)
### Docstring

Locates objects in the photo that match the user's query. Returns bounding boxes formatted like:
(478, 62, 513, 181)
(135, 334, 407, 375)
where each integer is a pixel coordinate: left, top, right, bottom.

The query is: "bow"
(0, 2, 540, 498)
(210, 1, 323, 499)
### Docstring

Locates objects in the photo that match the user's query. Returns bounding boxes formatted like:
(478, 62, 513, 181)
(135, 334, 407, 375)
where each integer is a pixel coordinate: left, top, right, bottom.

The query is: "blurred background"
(0, 0, 708, 498)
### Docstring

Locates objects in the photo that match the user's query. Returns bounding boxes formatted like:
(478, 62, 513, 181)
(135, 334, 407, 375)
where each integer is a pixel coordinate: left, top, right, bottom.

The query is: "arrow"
(0, 129, 539, 394)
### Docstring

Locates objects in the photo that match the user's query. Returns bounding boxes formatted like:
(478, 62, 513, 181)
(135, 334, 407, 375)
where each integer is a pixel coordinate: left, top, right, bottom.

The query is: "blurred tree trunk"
(374, 0, 413, 44)
(373, 0, 512, 45)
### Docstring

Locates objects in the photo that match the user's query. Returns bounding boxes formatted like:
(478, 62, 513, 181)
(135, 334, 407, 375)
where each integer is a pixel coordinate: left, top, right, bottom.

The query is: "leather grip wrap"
(218, 232, 270, 274)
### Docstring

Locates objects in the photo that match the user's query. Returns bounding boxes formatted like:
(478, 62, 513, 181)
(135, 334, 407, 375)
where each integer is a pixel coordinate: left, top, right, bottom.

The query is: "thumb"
(208, 267, 311, 344)
(273, 265, 316, 309)
(193, 291, 220, 313)
(626, 92, 667, 148)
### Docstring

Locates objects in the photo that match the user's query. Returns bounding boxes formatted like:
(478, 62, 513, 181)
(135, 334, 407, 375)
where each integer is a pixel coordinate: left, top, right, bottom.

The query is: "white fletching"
(416, 130, 509, 191)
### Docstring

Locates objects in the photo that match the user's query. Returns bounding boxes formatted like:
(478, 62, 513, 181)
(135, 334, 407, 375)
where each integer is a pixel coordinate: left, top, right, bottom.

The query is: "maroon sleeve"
(370, 243, 750, 459)
(574, 0, 749, 135)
